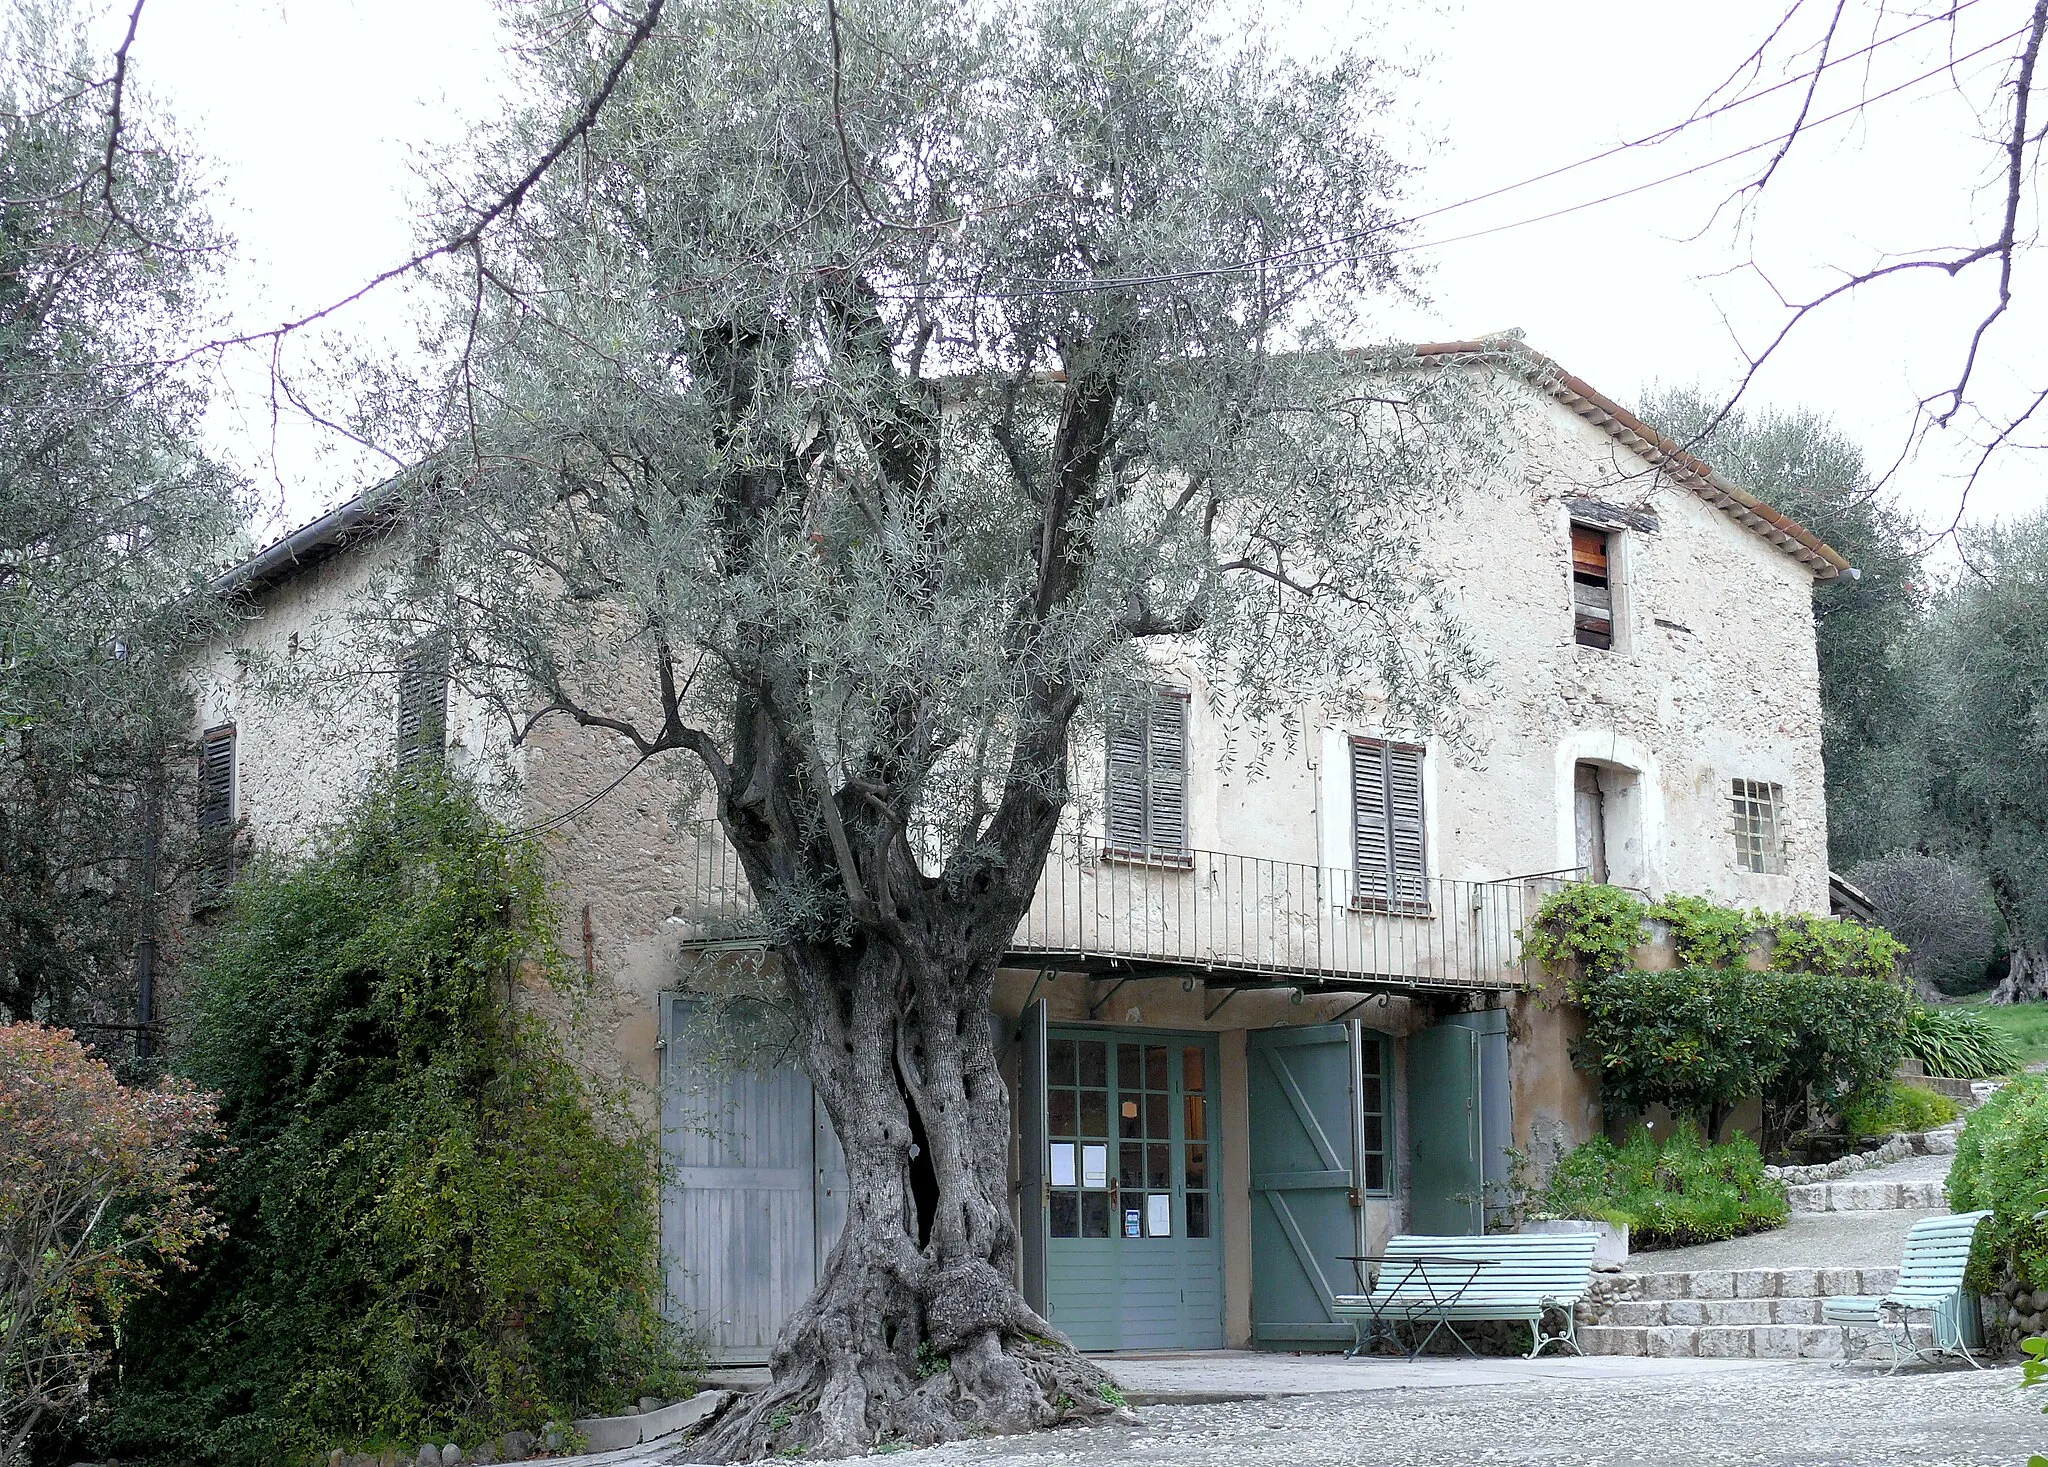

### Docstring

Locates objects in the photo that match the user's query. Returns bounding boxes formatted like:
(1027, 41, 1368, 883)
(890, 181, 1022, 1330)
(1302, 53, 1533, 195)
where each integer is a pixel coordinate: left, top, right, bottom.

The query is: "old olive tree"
(380, 0, 1501, 1454)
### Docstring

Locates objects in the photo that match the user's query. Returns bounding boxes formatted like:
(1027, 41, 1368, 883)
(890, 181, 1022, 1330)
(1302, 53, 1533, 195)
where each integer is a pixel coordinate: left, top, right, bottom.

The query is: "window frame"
(1102, 683, 1193, 866)
(1570, 521, 1617, 651)
(1349, 735, 1430, 914)
(1359, 1029, 1395, 1197)
(1730, 778, 1788, 875)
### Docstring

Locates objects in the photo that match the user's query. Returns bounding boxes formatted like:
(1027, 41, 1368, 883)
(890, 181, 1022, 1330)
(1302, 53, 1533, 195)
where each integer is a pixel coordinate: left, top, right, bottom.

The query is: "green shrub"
(1521, 883, 1647, 981)
(1541, 1124, 1789, 1250)
(1907, 1005, 2026, 1078)
(1836, 1080, 1960, 1138)
(1645, 894, 1755, 970)
(100, 769, 691, 1467)
(1572, 965, 1912, 1143)
(1764, 912, 1909, 981)
(1947, 1074, 2048, 1294)
(1570, 967, 1789, 1135)
(1759, 970, 1914, 1146)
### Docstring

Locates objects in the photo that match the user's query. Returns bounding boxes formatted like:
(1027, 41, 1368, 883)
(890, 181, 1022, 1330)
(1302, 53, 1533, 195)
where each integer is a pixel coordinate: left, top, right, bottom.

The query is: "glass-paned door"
(1042, 1028, 1223, 1350)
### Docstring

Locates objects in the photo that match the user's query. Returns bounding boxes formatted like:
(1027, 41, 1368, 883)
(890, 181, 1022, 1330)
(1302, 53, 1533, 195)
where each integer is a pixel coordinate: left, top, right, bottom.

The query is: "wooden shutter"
(1571, 523, 1614, 649)
(396, 640, 449, 770)
(1106, 706, 1148, 850)
(1146, 689, 1189, 854)
(1387, 744, 1427, 906)
(197, 726, 234, 830)
(1351, 738, 1391, 904)
(1352, 738, 1428, 909)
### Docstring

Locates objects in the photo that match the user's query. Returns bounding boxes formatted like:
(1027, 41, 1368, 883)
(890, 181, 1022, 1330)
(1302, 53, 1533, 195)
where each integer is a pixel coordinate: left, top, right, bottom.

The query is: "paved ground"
(874, 1361, 2046, 1466)
(1845, 1149, 1960, 1183)
(1627, 1208, 1948, 1271)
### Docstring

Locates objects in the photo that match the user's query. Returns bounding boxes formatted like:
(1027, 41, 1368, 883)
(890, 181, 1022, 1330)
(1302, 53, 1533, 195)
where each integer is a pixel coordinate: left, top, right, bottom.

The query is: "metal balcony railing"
(669, 828, 1568, 992)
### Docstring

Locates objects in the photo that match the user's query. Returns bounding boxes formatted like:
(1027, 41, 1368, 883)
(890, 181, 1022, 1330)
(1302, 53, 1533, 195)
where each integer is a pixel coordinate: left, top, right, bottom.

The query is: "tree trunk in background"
(1990, 939, 2048, 1003)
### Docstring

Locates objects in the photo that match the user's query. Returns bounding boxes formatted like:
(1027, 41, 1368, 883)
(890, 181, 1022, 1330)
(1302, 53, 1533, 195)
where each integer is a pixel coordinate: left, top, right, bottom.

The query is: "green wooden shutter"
(1147, 689, 1189, 854)
(1387, 744, 1427, 907)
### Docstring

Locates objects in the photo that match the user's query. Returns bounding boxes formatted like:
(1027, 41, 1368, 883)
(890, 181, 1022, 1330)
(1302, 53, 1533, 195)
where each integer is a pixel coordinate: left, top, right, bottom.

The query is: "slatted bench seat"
(1821, 1209, 1991, 1372)
(1332, 1232, 1601, 1360)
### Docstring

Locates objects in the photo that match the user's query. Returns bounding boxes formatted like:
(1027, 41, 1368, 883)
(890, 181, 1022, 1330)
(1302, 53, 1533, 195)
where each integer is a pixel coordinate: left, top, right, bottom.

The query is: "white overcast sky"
(101, 0, 2048, 549)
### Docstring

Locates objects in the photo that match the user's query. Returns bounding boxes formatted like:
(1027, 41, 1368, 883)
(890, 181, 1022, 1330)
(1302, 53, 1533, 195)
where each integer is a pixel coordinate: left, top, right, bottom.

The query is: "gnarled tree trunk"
(1990, 938, 2048, 1003)
(689, 937, 1122, 1461)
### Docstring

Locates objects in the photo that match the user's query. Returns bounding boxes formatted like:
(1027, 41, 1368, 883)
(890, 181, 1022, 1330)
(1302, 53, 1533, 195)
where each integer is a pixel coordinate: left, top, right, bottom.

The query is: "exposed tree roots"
(688, 1316, 1127, 1462)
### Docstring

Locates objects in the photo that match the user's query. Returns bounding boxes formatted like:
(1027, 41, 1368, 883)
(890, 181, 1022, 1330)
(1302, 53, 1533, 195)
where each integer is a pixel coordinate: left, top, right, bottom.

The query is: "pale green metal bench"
(1333, 1232, 1600, 1360)
(1821, 1209, 1992, 1372)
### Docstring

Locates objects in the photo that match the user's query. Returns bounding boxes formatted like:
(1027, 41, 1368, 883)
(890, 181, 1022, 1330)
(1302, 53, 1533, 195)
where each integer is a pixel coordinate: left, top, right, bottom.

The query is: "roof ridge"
(1408, 335, 1849, 579)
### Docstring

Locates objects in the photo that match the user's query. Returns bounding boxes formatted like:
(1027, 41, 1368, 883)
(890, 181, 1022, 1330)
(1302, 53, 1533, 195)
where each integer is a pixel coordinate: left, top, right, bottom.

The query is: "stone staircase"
(1577, 1266, 1894, 1359)
(1575, 1129, 1959, 1360)
(1783, 1178, 1947, 1212)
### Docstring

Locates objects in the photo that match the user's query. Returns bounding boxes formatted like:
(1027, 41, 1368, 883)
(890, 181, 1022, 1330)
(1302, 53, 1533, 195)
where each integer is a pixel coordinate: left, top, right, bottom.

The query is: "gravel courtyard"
(877, 1363, 2047, 1467)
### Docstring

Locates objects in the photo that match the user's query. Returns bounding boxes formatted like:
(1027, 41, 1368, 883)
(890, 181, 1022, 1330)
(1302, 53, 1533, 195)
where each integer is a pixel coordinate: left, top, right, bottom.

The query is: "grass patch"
(1541, 1124, 1789, 1250)
(1960, 1001, 2048, 1069)
(1838, 1080, 1960, 1138)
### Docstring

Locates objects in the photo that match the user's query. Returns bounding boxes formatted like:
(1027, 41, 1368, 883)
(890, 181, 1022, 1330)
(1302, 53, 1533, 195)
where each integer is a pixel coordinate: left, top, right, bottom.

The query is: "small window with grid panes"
(1731, 778, 1787, 874)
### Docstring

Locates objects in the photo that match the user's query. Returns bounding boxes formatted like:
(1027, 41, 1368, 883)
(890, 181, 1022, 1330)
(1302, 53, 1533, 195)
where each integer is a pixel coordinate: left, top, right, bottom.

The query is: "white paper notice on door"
(1049, 1142, 1076, 1188)
(1081, 1144, 1108, 1190)
(1146, 1193, 1171, 1237)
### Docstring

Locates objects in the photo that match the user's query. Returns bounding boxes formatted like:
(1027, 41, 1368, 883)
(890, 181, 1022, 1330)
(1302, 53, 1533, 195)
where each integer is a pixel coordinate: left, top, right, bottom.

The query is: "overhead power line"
(944, 16, 2028, 302)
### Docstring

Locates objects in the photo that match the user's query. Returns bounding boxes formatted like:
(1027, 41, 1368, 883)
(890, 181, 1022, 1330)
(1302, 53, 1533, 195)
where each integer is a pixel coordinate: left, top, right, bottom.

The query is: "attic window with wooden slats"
(396, 638, 450, 771)
(1571, 523, 1615, 649)
(196, 724, 236, 885)
(1104, 684, 1191, 864)
(1351, 737, 1428, 912)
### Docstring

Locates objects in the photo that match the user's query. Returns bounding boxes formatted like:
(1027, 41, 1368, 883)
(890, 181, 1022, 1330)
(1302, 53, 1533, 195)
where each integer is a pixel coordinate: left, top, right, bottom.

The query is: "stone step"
(1785, 1179, 1946, 1213)
(1578, 1323, 1845, 1359)
(1616, 1266, 1896, 1302)
(1603, 1296, 1827, 1326)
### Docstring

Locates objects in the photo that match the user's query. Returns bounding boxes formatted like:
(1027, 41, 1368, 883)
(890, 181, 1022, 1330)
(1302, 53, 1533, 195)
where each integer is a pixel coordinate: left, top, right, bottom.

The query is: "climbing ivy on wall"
(1526, 884, 1914, 1148)
(98, 769, 689, 1467)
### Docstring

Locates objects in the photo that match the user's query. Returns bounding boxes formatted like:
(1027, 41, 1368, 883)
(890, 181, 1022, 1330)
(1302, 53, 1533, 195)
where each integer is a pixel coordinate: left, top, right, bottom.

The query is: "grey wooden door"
(660, 996, 846, 1363)
(1247, 1023, 1363, 1349)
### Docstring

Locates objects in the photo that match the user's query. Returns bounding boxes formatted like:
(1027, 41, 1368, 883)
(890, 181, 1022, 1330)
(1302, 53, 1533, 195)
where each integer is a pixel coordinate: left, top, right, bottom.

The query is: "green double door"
(1039, 1028, 1224, 1351)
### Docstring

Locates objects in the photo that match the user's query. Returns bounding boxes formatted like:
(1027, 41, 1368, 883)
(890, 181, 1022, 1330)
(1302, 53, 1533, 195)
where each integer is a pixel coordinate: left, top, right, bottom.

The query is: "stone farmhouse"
(183, 336, 1849, 1363)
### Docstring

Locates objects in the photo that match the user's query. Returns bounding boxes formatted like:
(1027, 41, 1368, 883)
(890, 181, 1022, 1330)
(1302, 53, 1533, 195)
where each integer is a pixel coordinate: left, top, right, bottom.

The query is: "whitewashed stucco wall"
(185, 366, 1833, 1107)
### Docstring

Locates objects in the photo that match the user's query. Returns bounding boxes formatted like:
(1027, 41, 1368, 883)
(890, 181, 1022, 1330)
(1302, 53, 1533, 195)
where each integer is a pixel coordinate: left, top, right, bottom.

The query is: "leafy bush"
(1836, 1080, 1960, 1139)
(1520, 883, 1647, 980)
(1, 1027, 220, 1467)
(1542, 1124, 1789, 1250)
(1758, 970, 1915, 1147)
(1570, 967, 1789, 1135)
(1571, 965, 1912, 1143)
(1537, 885, 1914, 1150)
(1947, 1074, 2048, 1294)
(100, 770, 689, 1467)
(1764, 912, 1909, 981)
(1904, 1005, 2024, 1078)
(1645, 894, 1754, 970)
